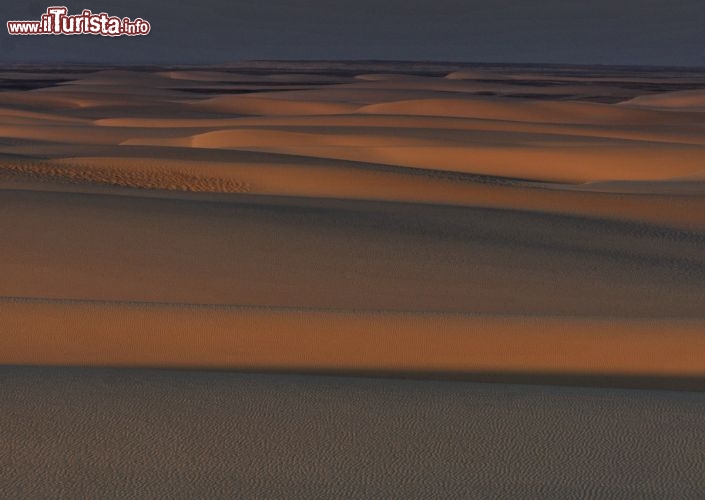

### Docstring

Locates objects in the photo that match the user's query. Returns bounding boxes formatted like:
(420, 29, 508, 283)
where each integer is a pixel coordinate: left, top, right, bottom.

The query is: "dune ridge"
(2, 296, 705, 383)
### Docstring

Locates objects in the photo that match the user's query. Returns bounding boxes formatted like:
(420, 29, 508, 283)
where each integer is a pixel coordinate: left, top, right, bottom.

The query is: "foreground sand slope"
(2, 189, 704, 316)
(2, 367, 705, 498)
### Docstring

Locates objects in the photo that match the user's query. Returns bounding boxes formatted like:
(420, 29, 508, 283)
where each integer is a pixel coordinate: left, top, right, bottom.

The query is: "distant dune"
(621, 89, 705, 111)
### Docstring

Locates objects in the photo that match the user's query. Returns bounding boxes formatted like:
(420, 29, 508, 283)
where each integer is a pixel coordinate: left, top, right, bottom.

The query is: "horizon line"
(1, 58, 704, 71)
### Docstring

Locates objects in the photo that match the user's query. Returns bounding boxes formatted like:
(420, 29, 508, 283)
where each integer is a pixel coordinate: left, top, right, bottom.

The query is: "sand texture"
(1, 62, 705, 497)
(2, 367, 705, 498)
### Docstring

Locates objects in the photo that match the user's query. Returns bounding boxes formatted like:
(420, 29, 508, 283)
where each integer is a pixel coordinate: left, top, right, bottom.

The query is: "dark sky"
(2, 0, 704, 66)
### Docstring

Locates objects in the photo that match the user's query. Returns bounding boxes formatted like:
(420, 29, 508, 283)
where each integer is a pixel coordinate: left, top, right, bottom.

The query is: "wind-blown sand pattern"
(2, 367, 705, 498)
(1, 62, 705, 497)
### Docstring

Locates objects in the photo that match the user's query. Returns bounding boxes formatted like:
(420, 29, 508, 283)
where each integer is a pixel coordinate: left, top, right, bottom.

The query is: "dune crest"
(192, 95, 359, 115)
(621, 89, 705, 111)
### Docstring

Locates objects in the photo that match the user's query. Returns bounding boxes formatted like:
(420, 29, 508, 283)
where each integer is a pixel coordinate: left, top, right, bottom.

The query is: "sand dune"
(3, 367, 704, 498)
(3, 297, 705, 381)
(2, 188, 705, 317)
(0, 107, 88, 124)
(193, 94, 359, 115)
(622, 89, 705, 111)
(93, 113, 705, 148)
(2, 62, 705, 497)
(359, 96, 699, 125)
(1, 65, 705, 380)
(121, 127, 705, 184)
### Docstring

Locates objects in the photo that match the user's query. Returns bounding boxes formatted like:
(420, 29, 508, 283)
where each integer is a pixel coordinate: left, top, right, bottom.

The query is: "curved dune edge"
(358, 97, 693, 125)
(620, 89, 705, 111)
(121, 133, 705, 184)
(3, 169, 705, 232)
(2, 297, 705, 379)
(92, 115, 705, 148)
(192, 95, 359, 115)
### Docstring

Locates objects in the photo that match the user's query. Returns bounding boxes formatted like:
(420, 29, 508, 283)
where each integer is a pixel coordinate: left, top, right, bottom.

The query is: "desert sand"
(2, 367, 705, 498)
(1, 62, 705, 496)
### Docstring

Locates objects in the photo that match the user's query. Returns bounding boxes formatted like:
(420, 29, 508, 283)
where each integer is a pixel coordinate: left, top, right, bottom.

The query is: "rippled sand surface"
(2, 367, 705, 499)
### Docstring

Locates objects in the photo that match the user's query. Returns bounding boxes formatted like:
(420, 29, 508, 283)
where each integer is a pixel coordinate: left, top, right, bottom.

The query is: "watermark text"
(7, 7, 151, 36)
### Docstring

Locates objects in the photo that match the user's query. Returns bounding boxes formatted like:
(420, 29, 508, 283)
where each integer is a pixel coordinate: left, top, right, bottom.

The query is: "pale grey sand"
(1, 367, 704, 499)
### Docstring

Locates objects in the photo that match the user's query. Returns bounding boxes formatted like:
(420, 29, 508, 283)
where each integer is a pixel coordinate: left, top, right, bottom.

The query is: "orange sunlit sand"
(2, 63, 705, 387)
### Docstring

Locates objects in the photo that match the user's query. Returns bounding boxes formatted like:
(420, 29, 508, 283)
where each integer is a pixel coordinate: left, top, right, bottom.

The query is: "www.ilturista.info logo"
(7, 7, 151, 36)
